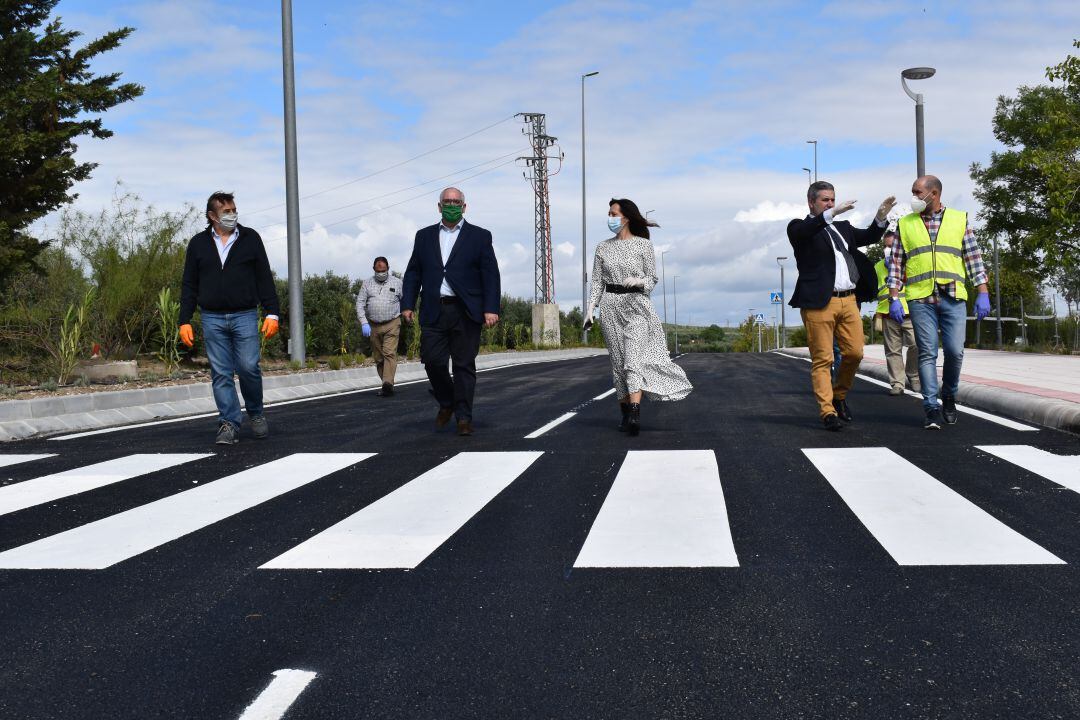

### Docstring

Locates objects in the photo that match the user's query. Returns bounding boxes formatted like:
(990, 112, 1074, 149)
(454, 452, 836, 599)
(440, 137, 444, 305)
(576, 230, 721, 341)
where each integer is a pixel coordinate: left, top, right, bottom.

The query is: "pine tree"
(0, 1, 143, 289)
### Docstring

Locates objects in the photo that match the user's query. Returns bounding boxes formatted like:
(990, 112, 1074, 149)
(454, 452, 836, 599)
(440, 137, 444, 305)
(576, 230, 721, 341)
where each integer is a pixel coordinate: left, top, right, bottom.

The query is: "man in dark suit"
(402, 187, 501, 436)
(787, 181, 895, 431)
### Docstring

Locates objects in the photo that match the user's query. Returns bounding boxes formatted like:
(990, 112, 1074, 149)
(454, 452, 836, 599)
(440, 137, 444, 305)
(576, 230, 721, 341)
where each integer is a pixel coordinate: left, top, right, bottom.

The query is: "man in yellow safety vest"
(874, 231, 919, 396)
(887, 175, 991, 429)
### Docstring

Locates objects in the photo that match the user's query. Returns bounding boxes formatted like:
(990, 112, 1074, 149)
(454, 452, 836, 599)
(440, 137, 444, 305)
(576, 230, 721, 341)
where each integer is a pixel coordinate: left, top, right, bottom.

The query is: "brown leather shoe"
(457, 419, 473, 436)
(436, 407, 453, 428)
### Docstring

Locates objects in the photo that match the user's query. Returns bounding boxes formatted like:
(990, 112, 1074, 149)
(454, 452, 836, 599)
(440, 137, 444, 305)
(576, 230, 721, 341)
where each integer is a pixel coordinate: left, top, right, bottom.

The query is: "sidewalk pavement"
(781, 345, 1080, 435)
(0, 348, 608, 442)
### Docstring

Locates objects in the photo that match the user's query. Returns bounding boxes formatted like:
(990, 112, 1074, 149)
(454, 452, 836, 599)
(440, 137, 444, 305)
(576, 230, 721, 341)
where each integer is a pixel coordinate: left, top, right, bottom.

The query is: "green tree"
(970, 39, 1080, 297)
(0, 1, 143, 288)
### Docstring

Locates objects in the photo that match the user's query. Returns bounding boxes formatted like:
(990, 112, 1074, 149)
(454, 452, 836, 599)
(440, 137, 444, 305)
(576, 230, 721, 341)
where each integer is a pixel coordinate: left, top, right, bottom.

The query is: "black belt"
(605, 284, 644, 294)
(440, 296, 459, 304)
(832, 289, 855, 298)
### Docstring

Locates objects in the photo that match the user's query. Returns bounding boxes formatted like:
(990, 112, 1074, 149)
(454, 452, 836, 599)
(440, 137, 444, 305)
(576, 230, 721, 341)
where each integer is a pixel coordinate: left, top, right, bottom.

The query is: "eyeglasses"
(440, 198, 464, 206)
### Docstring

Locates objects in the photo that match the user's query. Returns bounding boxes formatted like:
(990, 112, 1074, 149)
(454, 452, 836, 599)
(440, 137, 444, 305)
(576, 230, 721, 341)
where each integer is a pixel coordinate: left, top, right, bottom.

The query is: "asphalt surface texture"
(1, 353, 1078, 719)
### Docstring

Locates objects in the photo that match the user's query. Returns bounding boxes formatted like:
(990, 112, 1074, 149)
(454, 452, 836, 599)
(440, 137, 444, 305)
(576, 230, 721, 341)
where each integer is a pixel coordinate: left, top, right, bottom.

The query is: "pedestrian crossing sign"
(770, 292, 783, 304)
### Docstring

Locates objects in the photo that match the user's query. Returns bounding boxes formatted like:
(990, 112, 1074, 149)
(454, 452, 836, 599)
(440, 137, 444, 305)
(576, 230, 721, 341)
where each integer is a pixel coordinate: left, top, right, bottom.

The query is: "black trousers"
(421, 299, 482, 421)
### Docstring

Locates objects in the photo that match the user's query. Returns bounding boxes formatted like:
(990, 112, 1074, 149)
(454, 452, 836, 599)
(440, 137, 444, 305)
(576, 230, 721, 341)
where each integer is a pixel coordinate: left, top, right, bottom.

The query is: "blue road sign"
(770, 292, 783, 304)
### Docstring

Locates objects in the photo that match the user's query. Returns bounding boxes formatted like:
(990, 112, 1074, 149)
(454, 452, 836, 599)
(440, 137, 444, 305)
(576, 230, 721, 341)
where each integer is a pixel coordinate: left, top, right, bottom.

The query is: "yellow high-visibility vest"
(874, 259, 908, 315)
(898, 208, 969, 302)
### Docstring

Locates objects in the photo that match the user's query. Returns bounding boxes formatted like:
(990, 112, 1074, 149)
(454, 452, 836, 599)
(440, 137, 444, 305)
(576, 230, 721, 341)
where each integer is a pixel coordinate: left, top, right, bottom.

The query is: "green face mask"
(440, 204, 463, 223)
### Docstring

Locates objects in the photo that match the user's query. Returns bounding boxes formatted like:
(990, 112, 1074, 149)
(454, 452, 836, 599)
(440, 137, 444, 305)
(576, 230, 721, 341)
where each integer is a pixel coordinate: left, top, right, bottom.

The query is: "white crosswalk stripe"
(575, 450, 738, 568)
(0, 454, 212, 517)
(0, 454, 56, 470)
(0, 453, 371, 570)
(261, 451, 543, 570)
(977, 445, 1080, 494)
(804, 447, 1064, 566)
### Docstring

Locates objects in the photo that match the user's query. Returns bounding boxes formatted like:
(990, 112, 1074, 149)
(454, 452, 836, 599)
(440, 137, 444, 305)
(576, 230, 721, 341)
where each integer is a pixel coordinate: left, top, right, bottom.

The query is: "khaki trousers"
(370, 316, 401, 385)
(880, 313, 919, 391)
(801, 295, 864, 418)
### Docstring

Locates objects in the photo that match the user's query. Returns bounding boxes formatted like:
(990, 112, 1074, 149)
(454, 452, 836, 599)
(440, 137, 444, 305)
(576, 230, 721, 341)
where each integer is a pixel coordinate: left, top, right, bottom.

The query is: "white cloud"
(734, 201, 808, 223)
(556, 241, 575, 257)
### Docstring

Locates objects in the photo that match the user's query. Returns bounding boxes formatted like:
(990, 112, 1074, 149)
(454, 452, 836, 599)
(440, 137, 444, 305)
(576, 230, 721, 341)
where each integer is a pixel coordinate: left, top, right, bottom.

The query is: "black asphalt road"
(1, 353, 1078, 719)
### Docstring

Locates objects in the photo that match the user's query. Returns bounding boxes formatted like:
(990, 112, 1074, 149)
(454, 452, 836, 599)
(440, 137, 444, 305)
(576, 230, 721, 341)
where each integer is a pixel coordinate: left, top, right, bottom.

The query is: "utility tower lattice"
(516, 113, 562, 304)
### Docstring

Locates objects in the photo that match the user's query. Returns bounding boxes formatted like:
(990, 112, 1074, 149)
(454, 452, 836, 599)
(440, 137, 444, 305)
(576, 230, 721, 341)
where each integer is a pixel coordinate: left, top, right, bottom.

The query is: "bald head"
(911, 175, 943, 214)
(914, 175, 942, 194)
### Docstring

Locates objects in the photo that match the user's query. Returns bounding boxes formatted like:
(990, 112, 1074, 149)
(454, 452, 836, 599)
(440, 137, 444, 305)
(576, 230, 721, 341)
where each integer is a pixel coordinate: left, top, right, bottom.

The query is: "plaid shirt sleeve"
(887, 231, 906, 290)
(961, 221, 988, 287)
(355, 281, 371, 325)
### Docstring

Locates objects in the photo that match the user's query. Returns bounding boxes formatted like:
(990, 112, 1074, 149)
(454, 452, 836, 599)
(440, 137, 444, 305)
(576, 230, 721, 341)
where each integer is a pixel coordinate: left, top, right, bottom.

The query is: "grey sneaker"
(250, 414, 269, 439)
(941, 397, 958, 425)
(215, 421, 239, 445)
(924, 408, 944, 430)
(889, 384, 904, 396)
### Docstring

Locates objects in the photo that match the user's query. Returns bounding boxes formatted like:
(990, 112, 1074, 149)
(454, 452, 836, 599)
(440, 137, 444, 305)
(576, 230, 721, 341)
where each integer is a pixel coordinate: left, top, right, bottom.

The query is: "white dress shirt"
(212, 227, 239, 266)
(439, 219, 464, 297)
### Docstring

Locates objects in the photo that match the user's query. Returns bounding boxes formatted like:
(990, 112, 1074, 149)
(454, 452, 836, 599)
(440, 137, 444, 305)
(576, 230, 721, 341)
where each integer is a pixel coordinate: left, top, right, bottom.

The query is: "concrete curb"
(0, 348, 608, 442)
(777, 348, 1080, 435)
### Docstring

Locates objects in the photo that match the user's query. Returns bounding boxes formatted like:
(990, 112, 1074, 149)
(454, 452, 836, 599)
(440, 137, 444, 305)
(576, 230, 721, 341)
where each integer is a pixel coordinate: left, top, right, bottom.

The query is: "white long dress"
(588, 235, 693, 401)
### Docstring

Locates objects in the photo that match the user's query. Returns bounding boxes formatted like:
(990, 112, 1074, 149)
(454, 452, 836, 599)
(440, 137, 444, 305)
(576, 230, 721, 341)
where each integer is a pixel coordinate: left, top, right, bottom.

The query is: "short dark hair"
(608, 198, 659, 239)
(205, 191, 234, 228)
(807, 181, 834, 203)
(373, 256, 389, 268)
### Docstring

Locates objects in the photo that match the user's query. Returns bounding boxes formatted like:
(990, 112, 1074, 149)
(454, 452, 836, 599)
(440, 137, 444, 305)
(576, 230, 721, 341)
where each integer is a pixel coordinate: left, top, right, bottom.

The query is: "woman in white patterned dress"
(584, 198, 692, 435)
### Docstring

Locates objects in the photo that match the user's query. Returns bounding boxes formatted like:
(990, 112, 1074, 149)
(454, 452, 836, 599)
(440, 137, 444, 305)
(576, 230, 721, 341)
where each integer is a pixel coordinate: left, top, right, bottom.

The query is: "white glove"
(623, 276, 646, 289)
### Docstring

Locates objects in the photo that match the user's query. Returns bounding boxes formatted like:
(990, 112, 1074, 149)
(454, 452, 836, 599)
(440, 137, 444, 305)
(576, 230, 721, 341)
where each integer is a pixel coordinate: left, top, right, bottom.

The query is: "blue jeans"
(909, 296, 967, 411)
(201, 309, 263, 427)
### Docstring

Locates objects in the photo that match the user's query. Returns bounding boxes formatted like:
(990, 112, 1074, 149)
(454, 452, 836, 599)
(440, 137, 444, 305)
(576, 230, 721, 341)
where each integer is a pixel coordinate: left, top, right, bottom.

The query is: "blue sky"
(43, 0, 1080, 325)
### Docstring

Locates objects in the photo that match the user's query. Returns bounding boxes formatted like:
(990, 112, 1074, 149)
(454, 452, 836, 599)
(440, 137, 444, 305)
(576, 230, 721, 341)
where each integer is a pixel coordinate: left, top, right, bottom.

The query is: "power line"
(262, 157, 519, 243)
(286, 148, 527, 222)
(247, 114, 517, 216)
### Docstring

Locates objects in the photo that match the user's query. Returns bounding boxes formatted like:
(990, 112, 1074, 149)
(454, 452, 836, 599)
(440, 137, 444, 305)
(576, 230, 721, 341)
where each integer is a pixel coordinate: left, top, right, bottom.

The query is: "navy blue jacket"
(402, 220, 501, 326)
(179, 225, 280, 325)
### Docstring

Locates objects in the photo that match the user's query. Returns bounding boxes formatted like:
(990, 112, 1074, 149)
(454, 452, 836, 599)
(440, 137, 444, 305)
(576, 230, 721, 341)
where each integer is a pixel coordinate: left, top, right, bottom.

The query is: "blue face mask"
(607, 216, 624, 234)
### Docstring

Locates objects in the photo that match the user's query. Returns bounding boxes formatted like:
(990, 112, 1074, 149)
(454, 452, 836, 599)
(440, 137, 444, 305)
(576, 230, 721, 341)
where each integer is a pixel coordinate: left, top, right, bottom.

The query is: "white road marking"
(237, 669, 317, 720)
(0, 454, 55, 469)
(261, 451, 542, 570)
(524, 412, 577, 439)
(0, 453, 371, 569)
(803, 447, 1064, 566)
(977, 445, 1080, 494)
(575, 450, 739, 568)
(0, 454, 212, 517)
(592, 388, 617, 401)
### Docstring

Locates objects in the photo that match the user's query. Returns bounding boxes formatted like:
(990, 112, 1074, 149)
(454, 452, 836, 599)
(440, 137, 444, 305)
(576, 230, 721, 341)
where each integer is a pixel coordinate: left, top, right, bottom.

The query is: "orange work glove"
(261, 317, 279, 339)
(179, 323, 195, 348)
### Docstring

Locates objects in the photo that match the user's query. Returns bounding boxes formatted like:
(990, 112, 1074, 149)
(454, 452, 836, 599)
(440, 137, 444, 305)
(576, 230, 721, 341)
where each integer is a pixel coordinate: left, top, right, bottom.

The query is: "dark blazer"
(786, 214, 883, 309)
(402, 220, 501, 326)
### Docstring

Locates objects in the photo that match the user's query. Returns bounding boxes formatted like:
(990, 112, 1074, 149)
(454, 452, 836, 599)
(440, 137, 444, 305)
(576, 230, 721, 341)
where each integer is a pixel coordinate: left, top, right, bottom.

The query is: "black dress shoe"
(457, 419, 473, 436)
(618, 402, 630, 432)
(822, 414, 842, 432)
(377, 382, 394, 397)
(941, 396, 958, 425)
(832, 398, 853, 422)
(436, 407, 453, 428)
(627, 403, 641, 436)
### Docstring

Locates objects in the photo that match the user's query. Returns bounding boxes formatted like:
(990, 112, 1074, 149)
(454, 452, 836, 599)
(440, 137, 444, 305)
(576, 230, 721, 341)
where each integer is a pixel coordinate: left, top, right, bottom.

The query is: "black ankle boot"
(627, 402, 641, 436)
(618, 402, 630, 432)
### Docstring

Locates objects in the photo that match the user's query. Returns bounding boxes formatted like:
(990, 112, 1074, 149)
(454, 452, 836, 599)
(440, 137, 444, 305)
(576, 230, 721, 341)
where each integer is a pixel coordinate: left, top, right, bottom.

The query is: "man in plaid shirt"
(356, 256, 403, 396)
(887, 175, 991, 429)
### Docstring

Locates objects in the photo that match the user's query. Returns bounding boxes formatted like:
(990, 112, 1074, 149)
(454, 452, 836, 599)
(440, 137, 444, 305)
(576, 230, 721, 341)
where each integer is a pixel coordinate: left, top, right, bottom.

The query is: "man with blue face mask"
(356, 255, 403, 396)
(888, 175, 991, 429)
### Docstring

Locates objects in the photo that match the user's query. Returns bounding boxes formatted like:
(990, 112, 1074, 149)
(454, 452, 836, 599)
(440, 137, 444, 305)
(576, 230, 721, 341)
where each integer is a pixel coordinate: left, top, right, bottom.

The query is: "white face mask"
(909, 194, 929, 214)
(607, 216, 624, 234)
(374, 271, 389, 282)
(217, 212, 238, 230)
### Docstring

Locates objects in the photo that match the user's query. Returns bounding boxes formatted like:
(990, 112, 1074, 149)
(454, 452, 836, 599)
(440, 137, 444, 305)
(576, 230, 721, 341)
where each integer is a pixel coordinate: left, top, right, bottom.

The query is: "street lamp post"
(281, 0, 304, 362)
(776, 256, 788, 348)
(660, 249, 670, 351)
(901, 67, 936, 177)
(802, 167, 811, 185)
(581, 70, 599, 344)
(806, 140, 817, 181)
(673, 275, 679, 355)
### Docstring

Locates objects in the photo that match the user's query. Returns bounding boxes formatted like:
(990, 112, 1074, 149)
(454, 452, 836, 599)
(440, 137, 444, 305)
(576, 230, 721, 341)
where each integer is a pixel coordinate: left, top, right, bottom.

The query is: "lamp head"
(901, 67, 936, 80)
(583, 71, 599, 78)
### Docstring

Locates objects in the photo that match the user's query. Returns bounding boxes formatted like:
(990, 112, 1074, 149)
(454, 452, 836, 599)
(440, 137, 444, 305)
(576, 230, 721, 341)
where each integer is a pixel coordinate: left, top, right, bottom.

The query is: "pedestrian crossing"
(0, 446, 1076, 571)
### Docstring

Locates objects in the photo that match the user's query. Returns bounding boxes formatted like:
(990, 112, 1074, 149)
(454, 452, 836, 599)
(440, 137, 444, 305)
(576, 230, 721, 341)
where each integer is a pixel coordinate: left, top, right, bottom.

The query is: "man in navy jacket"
(402, 187, 500, 436)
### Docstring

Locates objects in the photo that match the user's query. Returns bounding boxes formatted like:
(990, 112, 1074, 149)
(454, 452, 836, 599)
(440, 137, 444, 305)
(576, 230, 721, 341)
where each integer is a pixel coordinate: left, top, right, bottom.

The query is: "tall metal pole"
(993, 235, 1003, 348)
(581, 71, 598, 344)
(673, 275, 679, 355)
(660, 250, 669, 324)
(776, 256, 787, 349)
(902, 68, 936, 178)
(807, 140, 817, 181)
(281, 0, 304, 362)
